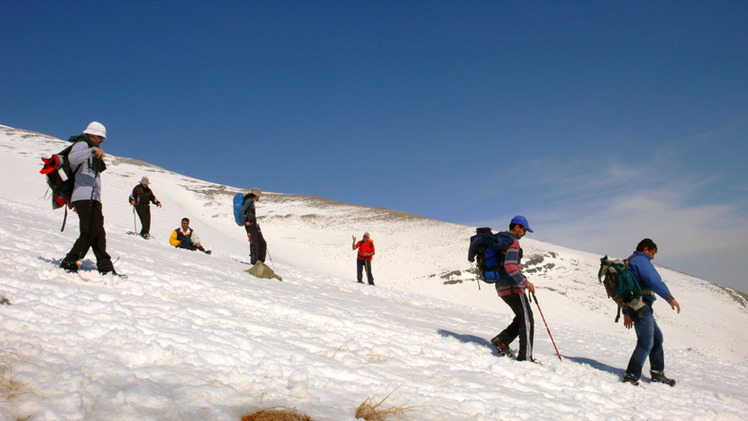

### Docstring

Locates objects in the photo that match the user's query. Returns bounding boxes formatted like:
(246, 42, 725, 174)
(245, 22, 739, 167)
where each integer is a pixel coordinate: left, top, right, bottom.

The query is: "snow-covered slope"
(1, 125, 747, 420)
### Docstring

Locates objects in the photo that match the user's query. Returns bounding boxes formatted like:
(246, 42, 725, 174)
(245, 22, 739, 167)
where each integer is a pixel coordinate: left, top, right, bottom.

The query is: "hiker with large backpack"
(238, 187, 267, 264)
(129, 176, 161, 239)
(471, 216, 536, 361)
(621, 238, 681, 386)
(57, 122, 117, 275)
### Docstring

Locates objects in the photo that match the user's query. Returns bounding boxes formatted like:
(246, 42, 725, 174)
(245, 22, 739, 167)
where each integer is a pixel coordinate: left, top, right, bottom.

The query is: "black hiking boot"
(60, 258, 80, 273)
(99, 267, 126, 278)
(622, 375, 640, 386)
(98, 260, 119, 276)
(650, 371, 676, 386)
(490, 335, 512, 357)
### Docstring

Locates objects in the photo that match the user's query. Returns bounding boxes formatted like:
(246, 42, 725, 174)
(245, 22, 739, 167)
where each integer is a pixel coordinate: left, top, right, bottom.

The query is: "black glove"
(90, 157, 107, 173)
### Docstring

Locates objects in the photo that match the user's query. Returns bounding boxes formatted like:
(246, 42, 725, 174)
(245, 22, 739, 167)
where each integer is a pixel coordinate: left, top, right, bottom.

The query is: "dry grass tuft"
(241, 407, 312, 421)
(0, 356, 25, 401)
(355, 387, 417, 421)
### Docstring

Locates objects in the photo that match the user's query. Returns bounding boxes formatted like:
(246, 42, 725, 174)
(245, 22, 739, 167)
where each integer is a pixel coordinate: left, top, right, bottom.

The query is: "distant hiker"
(622, 238, 680, 386)
(239, 187, 267, 264)
(58, 121, 118, 275)
(129, 176, 161, 238)
(170, 217, 211, 254)
(352, 232, 375, 285)
(489, 216, 535, 361)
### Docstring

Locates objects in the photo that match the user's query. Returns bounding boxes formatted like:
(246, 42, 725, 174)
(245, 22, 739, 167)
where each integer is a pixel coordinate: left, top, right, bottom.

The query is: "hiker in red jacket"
(352, 232, 375, 285)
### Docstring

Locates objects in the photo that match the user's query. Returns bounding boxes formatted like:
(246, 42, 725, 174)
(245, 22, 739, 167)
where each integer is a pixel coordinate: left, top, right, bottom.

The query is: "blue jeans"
(625, 301, 664, 380)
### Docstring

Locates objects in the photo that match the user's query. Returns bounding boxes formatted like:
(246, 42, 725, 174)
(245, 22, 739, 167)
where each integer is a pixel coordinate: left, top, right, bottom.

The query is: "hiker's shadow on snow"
(38, 256, 98, 272)
(437, 329, 494, 351)
(564, 356, 625, 376)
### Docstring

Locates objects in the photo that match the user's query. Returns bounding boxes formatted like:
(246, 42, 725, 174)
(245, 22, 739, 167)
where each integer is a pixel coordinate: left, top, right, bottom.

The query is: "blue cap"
(511, 215, 533, 233)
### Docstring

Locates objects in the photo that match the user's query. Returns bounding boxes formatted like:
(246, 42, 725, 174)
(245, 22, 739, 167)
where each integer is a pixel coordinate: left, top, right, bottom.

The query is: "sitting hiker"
(169, 218, 211, 254)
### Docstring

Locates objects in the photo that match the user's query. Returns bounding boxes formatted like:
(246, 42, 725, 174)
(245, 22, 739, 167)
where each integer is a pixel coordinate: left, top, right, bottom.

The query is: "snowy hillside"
(1, 124, 747, 420)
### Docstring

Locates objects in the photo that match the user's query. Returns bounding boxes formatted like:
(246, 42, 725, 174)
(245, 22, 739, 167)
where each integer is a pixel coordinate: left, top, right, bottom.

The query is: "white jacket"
(68, 141, 102, 203)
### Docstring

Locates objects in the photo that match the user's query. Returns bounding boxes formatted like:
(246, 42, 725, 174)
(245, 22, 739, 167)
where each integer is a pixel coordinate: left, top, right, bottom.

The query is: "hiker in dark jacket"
(129, 176, 161, 238)
(240, 187, 266, 264)
(489, 215, 536, 361)
(622, 238, 681, 386)
(59, 121, 117, 275)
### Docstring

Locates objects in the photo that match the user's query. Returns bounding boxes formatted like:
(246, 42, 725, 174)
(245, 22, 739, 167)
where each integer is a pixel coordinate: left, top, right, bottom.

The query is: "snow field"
(1, 125, 747, 420)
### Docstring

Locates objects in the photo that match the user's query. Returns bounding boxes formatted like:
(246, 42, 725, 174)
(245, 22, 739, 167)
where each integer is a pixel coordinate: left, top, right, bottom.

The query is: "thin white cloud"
(467, 148, 748, 292)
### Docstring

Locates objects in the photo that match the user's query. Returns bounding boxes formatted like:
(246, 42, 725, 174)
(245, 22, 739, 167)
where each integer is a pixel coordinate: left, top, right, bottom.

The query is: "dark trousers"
(497, 292, 534, 361)
(244, 223, 267, 264)
(357, 258, 374, 284)
(65, 200, 113, 272)
(134, 205, 151, 235)
(177, 237, 207, 253)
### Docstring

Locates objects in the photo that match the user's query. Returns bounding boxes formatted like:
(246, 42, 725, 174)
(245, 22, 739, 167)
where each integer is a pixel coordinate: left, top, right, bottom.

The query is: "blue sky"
(2, 1, 746, 291)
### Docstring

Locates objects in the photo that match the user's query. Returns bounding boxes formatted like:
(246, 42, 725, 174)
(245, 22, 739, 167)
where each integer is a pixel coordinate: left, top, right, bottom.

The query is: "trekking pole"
(266, 247, 275, 270)
(531, 290, 562, 362)
(132, 206, 137, 233)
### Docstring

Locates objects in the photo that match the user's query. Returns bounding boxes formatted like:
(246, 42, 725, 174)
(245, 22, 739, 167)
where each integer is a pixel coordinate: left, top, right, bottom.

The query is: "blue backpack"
(468, 228, 514, 284)
(598, 256, 645, 322)
(233, 193, 246, 226)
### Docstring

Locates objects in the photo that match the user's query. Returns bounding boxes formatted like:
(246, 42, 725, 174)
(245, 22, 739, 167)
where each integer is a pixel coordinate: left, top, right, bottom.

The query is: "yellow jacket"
(170, 227, 200, 247)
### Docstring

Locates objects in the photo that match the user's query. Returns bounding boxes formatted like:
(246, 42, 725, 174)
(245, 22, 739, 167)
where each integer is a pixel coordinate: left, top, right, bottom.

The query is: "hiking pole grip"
(531, 290, 562, 362)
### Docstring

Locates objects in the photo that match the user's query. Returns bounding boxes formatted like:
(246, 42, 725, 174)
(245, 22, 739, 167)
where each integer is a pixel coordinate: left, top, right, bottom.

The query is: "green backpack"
(598, 256, 645, 322)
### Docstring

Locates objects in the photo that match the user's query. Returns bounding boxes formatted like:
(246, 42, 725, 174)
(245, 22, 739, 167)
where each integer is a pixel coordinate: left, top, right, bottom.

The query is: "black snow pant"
(497, 292, 534, 361)
(356, 258, 374, 285)
(134, 204, 151, 235)
(177, 237, 209, 253)
(244, 222, 267, 264)
(64, 200, 113, 273)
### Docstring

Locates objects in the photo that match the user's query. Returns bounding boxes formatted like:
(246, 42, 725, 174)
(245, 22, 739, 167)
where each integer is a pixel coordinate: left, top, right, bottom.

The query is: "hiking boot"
(140, 233, 151, 239)
(98, 260, 117, 275)
(490, 335, 512, 357)
(650, 371, 676, 386)
(60, 258, 80, 273)
(622, 375, 640, 386)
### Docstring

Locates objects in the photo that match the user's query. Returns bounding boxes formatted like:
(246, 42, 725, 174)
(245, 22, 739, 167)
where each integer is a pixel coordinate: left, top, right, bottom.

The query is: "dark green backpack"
(598, 256, 645, 322)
